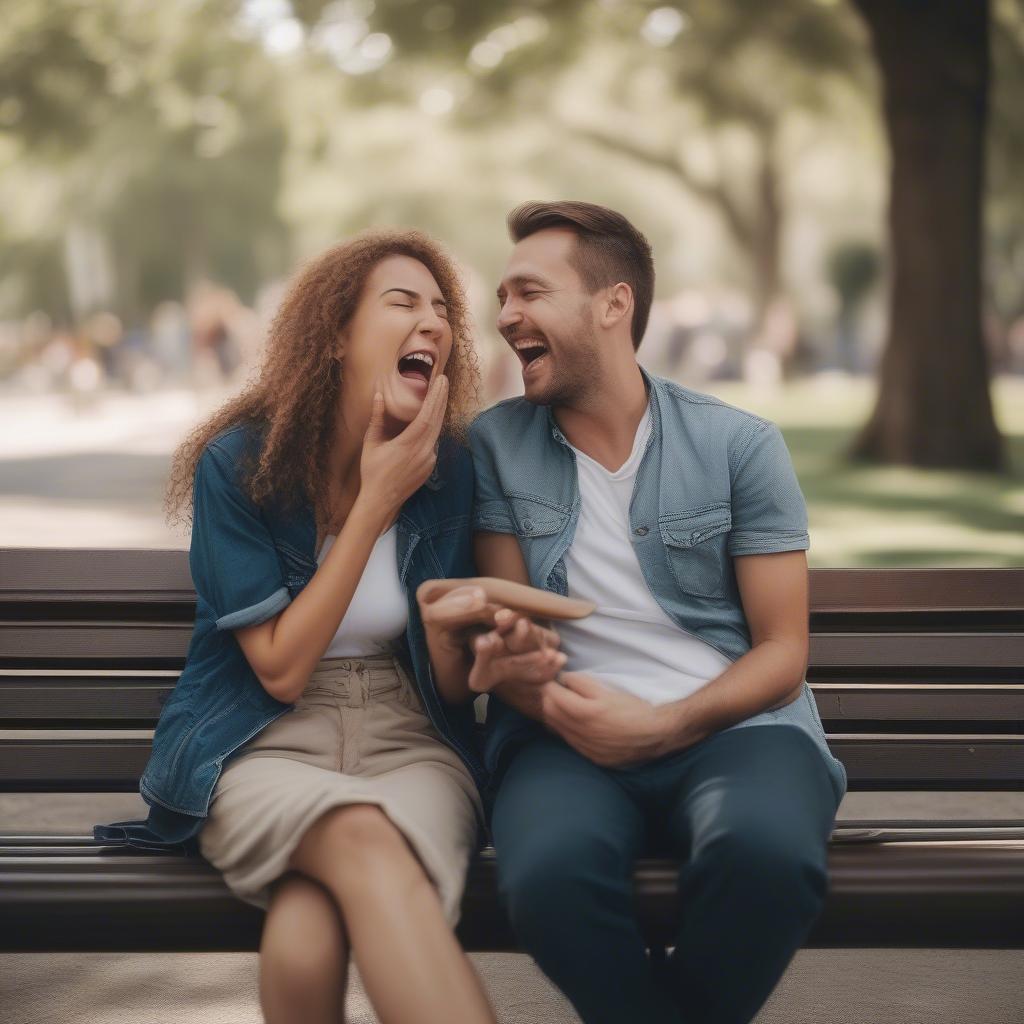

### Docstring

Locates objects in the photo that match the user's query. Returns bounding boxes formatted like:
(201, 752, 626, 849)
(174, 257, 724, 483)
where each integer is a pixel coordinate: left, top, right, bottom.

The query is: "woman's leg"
(287, 803, 496, 1024)
(259, 872, 349, 1024)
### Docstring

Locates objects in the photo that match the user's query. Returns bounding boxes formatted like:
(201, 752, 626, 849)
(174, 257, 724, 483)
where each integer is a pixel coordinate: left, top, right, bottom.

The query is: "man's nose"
(497, 298, 522, 332)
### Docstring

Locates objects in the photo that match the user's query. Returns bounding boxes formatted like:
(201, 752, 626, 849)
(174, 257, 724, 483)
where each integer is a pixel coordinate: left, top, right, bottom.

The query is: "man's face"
(496, 228, 598, 407)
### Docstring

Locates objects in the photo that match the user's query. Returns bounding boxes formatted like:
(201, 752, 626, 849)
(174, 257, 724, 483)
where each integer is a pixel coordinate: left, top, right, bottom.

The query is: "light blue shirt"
(468, 367, 847, 802)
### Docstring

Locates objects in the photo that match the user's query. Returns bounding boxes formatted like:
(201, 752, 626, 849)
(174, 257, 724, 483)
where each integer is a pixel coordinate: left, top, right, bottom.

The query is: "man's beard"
(521, 316, 596, 409)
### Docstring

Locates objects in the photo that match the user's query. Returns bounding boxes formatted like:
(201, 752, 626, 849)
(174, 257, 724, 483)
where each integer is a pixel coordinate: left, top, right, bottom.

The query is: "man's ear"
(600, 283, 633, 330)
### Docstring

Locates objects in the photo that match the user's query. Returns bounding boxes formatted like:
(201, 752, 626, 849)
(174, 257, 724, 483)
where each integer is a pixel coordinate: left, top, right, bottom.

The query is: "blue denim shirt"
(468, 367, 848, 803)
(94, 425, 485, 853)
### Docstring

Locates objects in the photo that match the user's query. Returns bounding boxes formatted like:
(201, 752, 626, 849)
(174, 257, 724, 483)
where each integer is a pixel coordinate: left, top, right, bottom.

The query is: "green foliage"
(0, 0, 289, 320)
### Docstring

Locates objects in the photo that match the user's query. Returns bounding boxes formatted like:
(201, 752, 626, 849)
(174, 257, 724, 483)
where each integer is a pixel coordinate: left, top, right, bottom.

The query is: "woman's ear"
(334, 330, 346, 362)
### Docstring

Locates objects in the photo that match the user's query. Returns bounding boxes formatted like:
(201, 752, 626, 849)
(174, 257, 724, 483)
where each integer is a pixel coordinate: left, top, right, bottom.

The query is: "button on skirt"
(198, 654, 482, 925)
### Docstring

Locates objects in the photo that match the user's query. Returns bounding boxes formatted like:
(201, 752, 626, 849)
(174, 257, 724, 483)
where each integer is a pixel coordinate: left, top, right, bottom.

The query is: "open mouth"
(397, 350, 435, 387)
(512, 338, 549, 371)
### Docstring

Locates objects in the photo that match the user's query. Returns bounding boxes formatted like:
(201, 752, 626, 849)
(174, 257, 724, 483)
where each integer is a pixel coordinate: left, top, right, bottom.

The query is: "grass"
(702, 376, 1024, 568)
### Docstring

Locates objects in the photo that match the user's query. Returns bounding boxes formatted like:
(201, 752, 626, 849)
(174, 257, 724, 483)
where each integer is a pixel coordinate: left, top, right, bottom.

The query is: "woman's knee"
(261, 873, 347, 981)
(290, 803, 420, 890)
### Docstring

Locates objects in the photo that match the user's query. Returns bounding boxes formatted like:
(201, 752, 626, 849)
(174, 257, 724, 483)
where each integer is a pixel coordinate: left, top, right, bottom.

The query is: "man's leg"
(660, 724, 839, 1024)
(491, 735, 679, 1024)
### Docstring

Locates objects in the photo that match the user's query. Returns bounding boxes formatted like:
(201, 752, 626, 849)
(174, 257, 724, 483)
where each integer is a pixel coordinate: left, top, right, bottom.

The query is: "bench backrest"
(1, 550, 1022, 792)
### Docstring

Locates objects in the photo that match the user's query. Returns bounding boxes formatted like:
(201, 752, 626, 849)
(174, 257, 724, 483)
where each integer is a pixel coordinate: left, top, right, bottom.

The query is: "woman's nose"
(418, 310, 445, 337)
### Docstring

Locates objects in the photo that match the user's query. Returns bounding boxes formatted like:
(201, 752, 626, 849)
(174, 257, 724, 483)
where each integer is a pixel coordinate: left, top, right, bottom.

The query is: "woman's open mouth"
(396, 350, 435, 391)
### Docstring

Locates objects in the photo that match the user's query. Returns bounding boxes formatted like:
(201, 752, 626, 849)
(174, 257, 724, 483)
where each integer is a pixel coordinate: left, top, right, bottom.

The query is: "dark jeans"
(490, 724, 839, 1024)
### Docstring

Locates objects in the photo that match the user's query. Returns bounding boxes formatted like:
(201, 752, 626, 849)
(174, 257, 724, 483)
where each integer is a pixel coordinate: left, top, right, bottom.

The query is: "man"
(467, 201, 848, 1024)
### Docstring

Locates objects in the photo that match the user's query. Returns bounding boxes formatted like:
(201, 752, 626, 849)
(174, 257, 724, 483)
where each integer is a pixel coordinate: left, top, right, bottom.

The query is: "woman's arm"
(234, 495, 392, 704)
(235, 380, 448, 704)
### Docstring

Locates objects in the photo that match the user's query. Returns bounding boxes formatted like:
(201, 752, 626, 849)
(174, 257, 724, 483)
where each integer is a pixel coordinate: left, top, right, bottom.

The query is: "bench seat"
(2, 552, 1022, 952)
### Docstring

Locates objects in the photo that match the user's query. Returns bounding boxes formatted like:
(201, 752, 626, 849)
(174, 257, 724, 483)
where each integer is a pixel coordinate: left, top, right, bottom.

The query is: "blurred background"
(0, 0, 1022, 565)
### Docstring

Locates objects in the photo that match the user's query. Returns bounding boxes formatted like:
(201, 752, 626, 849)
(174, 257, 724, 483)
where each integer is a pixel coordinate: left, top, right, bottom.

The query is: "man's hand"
(541, 672, 681, 767)
(470, 609, 565, 694)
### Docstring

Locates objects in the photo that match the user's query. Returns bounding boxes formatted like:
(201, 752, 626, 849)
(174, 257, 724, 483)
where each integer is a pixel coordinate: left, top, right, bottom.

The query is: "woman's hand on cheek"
(357, 375, 447, 520)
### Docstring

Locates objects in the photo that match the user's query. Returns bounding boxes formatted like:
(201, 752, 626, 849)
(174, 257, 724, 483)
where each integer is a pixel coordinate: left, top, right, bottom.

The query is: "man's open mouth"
(397, 350, 435, 386)
(512, 338, 549, 369)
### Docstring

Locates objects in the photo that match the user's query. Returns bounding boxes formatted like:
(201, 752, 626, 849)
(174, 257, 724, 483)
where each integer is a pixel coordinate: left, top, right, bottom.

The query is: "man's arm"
(541, 550, 809, 765)
(653, 549, 808, 749)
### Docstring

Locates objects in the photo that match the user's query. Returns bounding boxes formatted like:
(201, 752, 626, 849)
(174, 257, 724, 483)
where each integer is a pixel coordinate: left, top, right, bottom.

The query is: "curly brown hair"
(166, 229, 480, 530)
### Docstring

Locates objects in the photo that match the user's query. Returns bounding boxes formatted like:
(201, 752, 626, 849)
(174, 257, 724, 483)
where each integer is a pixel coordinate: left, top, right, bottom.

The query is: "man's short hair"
(507, 200, 655, 350)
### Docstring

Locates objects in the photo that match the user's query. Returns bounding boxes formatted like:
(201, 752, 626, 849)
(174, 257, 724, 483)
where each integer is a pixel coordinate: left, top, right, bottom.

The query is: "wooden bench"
(1, 549, 1022, 952)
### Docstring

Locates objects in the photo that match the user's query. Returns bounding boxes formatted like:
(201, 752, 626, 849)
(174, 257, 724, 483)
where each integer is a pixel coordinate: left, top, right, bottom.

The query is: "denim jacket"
(94, 425, 485, 853)
(468, 367, 848, 804)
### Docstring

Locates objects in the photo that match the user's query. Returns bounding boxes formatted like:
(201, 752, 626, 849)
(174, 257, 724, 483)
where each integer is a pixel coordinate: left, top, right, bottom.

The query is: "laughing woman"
(93, 231, 545, 1024)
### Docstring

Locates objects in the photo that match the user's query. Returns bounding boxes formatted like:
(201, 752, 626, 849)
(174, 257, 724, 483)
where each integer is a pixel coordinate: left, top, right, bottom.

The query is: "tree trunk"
(851, 0, 1003, 470)
(751, 144, 783, 326)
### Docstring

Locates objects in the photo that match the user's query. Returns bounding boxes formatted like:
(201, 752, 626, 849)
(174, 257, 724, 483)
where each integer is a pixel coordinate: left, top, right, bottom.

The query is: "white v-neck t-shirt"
(317, 524, 408, 658)
(558, 405, 732, 705)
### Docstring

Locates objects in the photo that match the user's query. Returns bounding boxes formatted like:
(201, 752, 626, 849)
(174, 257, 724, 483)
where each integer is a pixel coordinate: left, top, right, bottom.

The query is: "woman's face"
(339, 255, 454, 430)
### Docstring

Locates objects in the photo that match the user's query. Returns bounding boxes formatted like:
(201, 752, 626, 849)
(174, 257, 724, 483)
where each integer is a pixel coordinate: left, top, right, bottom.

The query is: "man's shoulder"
(469, 397, 547, 445)
(652, 375, 773, 448)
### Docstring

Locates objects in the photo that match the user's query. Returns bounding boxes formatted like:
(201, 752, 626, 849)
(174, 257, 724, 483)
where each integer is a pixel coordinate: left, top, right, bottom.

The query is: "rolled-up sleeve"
(728, 421, 810, 557)
(189, 443, 291, 630)
(468, 418, 516, 534)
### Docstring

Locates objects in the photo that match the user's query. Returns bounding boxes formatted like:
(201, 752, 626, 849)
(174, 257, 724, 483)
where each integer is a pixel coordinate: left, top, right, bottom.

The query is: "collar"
(545, 364, 661, 447)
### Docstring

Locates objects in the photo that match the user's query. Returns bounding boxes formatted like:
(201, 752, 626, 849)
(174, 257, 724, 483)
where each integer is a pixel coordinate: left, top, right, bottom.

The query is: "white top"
(317, 524, 408, 658)
(558, 404, 732, 705)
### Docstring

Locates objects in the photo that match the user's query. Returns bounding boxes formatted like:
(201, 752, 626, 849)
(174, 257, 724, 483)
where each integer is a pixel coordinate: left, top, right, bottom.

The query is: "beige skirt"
(198, 654, 483, 925)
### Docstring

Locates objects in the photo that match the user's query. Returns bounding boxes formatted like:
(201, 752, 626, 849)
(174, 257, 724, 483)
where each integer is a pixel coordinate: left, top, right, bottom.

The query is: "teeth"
(403, 352, 434, 367)
(513, 339, 547, 352)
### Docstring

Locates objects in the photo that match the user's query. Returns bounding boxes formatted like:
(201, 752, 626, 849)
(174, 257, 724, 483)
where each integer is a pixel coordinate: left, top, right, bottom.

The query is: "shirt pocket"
(658, 502, 732, 600)
(507, 493, 570, 539)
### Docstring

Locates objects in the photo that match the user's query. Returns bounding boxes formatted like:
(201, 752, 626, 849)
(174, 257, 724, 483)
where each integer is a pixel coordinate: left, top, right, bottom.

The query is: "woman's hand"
(469, 609, 566, 694)
(358, 375, 448, 520)
(417, 585, 564, 704)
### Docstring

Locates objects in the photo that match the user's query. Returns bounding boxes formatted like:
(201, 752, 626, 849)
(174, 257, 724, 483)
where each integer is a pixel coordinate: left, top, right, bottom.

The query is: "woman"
(95, 230, 563, 1024)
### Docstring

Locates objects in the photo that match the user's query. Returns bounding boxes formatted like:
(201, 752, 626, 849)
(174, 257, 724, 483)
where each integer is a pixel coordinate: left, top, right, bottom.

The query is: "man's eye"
(523, 291, 540, 298)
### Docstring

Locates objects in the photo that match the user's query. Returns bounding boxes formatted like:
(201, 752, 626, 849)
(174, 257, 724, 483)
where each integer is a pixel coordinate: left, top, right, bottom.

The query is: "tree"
(849, 0, 1004, 469)
(0, 1, 289, 323)
(341, 0, 872, 338)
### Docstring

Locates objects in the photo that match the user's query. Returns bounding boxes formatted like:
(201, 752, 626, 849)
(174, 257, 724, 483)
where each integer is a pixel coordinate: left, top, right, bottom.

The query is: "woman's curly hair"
(166, 229, 480, 530)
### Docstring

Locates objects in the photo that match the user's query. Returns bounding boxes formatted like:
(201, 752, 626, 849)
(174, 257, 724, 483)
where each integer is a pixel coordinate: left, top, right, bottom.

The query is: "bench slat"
(4, 624, 1023, 669)
(2, 735, 1023, 790)
(5, 553, 1021, 613)
(0, 841, 1021, 951)
(3, 677, 1023, 722)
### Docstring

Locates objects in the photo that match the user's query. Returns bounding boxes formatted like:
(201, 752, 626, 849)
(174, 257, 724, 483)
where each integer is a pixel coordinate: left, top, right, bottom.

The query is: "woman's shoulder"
(437, 434, 474, 485)
(193, 423, 267, 501)
(204, 422, 265, 466)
